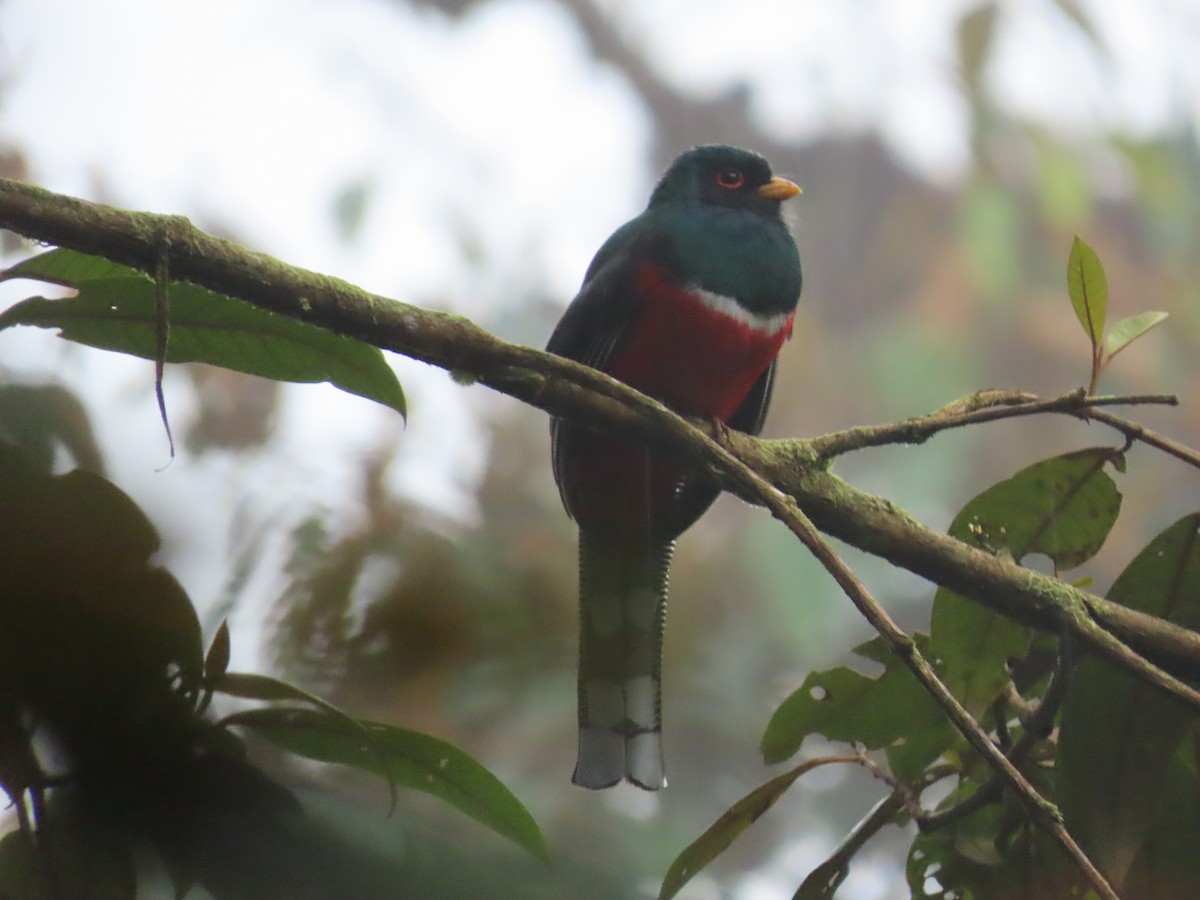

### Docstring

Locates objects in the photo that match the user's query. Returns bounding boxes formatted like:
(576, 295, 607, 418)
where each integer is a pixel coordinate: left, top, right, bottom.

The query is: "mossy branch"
(4, 178, 1198, 900)
(1, 176, 1196, 694)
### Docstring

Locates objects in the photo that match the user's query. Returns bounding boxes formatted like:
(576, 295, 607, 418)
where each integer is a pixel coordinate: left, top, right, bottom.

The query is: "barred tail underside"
(573, 529, 673, 790)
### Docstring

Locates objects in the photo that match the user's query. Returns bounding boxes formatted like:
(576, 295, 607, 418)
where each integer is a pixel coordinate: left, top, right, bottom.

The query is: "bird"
(546, 145, 802, 789)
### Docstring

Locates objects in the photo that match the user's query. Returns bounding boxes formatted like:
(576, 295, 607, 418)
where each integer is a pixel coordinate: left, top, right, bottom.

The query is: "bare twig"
(1086, 407, 1200, 471)
(809, 388, 1181, 461)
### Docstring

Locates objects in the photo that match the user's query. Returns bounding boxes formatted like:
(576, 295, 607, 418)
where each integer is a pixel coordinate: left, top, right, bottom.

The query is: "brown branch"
(728, 429, 1200, 698)
(1085, 407, 1200, 470)
(2, 177, 1198, 687)
(3, 177, 1199, 684)
(3, 179, 1198, 899)
(809, 387, 1183, 462)
(2, 178, 1195, 676)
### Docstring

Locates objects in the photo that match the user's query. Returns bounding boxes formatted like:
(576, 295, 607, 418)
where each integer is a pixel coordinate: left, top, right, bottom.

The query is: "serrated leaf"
(1059, 513, 1200, 889)
(227, 707, 548, 861)
(0, 249, 405, 417)
(1066, 235, 1108, 348)
(660, 760, 837, 900)
(1105, 310, 1168, 358)
(762, 634, 949, 780)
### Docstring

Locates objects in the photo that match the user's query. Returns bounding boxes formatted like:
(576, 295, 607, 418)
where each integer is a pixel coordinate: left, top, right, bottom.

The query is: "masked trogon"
(547, 145, 802, 789)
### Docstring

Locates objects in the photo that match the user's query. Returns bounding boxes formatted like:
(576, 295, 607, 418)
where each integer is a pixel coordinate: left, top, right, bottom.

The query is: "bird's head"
(647, 145, 801, 217)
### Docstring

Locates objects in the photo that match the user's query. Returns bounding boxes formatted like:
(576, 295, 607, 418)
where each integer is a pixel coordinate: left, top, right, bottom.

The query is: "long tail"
(573, 528, 673, 790)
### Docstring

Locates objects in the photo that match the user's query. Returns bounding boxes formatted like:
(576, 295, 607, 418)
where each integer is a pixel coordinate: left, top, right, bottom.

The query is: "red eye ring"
(715, 167, 744, 189)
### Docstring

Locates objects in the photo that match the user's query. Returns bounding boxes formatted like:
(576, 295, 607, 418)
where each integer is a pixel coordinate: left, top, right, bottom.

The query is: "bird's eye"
(715, 168, 745, 189)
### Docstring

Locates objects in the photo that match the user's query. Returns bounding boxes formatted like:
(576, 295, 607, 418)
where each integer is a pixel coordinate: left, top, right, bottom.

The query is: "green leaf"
(0, 821, 140, 900)
(204, 620, 231, 682)
(0, 249, 405, 417)
(1066, 235, 1108, 349)
(216, 672, 364, 733)
(661, 760, 840, 900)
(1122, 745, 1200, 900)
(226, 707, 548, 861)
(0, 451, 205, 695)
(1104, 310, 1168, 358)
(20, 803, 139, 900)
(1059, 513, 1200, 889)
(946, 447, 1123, 569)
(0, 247, 144, 286)
(931, 448, 1122, 714)
(761, 634, 950, 781)
(907, 803, 1077, 900)
(930, 586, 1031, 719)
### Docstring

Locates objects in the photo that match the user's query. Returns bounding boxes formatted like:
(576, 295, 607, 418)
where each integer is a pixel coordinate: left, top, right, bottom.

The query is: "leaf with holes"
(762, 634, 949, 781)
(0, 248, 406, 417)
(930, 448, 1122, 715)
(946, 447, 1123, 570)
(907, 802, 1079, 899)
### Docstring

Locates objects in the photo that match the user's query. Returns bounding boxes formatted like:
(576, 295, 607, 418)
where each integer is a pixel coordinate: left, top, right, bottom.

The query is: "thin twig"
(1086, 407, 1200, 470)
(809, 388, 1180, 461)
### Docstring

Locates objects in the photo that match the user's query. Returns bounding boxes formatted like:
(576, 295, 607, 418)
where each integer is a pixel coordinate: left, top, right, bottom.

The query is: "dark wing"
(545, 263, 635, 370)
(662, 360, 778, 538)
(547, 237, 643, 516)
(727, 356, 777, 438)
(546, 216, 645, 366)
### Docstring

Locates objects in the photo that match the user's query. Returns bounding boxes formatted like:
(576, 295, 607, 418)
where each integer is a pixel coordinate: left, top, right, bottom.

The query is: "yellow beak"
(758, 177, 802, 201)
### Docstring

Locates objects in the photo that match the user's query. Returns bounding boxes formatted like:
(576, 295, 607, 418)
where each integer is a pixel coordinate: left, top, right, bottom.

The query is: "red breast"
(607, 261, 795, 421)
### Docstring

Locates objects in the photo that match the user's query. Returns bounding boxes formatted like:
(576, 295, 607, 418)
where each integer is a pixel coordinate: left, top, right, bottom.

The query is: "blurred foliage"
(1, 0, 1199, 898)
(0, 403, 545, 897)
